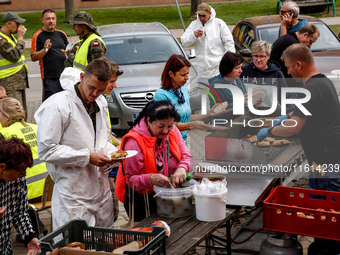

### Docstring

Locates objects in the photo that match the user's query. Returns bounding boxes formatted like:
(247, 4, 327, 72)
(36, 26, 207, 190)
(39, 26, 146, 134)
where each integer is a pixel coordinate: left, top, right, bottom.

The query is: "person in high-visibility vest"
(103, 60, 123, 222)
(0, 12, 29, 115)
(0, 97, 48, 202)
(64, 11, 106, 71)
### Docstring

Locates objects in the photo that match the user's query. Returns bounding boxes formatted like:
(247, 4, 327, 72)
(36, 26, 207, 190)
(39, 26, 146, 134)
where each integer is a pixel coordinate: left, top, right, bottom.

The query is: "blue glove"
(273, 115, 289, 126)
(257, 128, 270, 142)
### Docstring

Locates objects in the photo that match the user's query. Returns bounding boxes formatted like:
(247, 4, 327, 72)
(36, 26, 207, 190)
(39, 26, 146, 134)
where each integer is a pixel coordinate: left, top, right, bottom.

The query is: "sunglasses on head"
(116, 70, 124, 76)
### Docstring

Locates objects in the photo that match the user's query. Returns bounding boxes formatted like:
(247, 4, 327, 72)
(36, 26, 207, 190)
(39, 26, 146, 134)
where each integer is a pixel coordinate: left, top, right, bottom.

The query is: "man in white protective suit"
(35, 58, 121, 230)
(181, 3, 235, 80)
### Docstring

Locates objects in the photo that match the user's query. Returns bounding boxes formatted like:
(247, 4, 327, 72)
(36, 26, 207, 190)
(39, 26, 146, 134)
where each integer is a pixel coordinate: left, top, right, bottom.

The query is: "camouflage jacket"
(0, 29, 28, 90)
(65, 32, 106, 67)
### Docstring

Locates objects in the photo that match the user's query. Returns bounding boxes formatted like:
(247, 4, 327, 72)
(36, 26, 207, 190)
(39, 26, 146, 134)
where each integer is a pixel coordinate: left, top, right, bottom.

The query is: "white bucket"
(193, 186, 228, 222)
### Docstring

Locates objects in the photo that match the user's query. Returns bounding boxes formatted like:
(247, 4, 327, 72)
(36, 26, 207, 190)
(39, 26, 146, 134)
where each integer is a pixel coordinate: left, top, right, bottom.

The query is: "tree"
(190, 0, 201, 19)
(65, 0, 74, 23)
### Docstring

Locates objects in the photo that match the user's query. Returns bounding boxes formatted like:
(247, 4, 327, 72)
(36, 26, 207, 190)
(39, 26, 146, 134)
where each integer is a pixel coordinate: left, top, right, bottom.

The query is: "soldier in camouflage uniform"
(65, 11, 106, 70)
(0, 12, 28, 115)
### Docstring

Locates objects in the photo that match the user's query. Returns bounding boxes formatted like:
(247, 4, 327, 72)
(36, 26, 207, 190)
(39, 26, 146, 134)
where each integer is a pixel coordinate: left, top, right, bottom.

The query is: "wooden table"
(133, 208, 237, 255)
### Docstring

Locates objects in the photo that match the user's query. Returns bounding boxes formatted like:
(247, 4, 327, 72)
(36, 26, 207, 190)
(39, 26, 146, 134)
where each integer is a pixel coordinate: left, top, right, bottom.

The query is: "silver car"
(98, 22, 198, 131)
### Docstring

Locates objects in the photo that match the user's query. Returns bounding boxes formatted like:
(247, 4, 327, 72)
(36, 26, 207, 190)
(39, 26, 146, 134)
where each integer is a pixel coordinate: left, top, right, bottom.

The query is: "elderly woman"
(208, 51, 251, 120)
(0, 137, 41, 255)
(240, 40, 290, 106)
(115, 100, 192, 221)
(154, 54, 227, 144)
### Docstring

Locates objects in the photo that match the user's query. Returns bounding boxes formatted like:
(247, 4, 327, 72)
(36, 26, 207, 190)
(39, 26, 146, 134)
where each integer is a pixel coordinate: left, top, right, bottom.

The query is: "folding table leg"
(226, 219, 231, 255)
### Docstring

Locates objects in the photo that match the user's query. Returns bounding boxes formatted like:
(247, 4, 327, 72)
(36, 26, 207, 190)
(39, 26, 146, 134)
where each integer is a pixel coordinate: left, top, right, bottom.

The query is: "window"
(242, 27, 255, 48)
(103, 34, 183, 65)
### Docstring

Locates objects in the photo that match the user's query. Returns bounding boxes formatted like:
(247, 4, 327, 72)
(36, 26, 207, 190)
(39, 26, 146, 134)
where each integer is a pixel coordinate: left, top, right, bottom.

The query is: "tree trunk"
(65, 0, 74, 23)
(190, 0, 201, 19)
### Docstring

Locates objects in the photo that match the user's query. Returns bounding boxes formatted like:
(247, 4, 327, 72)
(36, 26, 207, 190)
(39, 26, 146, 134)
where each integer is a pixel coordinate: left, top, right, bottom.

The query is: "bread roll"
(67, 242, 86, 249)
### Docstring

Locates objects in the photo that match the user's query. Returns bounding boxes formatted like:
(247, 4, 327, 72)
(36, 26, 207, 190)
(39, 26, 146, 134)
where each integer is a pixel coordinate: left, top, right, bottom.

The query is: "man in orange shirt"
(31, 9, 69, 101)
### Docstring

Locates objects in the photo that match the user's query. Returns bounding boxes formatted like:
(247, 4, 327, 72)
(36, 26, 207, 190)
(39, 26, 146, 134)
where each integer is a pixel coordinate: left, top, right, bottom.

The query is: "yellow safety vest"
(73, 33, 105, 71)
(0, 122, 48, 200)
(0, 32, 28, 78)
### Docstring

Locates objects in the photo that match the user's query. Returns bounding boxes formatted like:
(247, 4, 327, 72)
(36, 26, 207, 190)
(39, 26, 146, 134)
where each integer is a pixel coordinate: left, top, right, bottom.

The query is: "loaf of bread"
(112, 240, 143, 253)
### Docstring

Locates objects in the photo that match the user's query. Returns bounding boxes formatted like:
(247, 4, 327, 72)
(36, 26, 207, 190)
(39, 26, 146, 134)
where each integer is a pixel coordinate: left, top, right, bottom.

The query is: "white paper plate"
(252, 87, 267, 103)
(109, 150, 138, 160)
(213, 101, 229, 113)
(331, 69, 340, 75)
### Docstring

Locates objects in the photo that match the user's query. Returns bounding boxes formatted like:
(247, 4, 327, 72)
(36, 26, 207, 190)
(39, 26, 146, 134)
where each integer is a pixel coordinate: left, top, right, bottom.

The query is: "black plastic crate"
(39, 219, 166, 254)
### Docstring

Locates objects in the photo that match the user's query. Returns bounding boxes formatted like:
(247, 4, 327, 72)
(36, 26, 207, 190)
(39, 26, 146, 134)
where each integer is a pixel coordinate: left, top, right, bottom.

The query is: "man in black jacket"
(270, 24, 319, 82)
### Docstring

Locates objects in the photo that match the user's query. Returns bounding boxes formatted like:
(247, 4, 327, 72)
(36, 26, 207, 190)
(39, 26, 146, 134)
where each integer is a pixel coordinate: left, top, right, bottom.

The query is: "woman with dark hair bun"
(154, 54, 228, 145)
(208, 51, 262, 120)
(115, 100, 192, 221)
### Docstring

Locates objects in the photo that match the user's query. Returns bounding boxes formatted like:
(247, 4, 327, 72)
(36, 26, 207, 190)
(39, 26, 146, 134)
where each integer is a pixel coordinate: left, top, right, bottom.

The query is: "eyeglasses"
(252, 55, 268, 60)
(16, 168, 27, 176)
(5, 165, 26, 176)
(279, 10, 290, 14)
(116, 70, 124, 76)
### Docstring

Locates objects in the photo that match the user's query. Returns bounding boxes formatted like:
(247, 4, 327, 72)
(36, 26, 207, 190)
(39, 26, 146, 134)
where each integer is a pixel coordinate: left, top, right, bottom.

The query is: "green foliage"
(0, 0, 339, 39)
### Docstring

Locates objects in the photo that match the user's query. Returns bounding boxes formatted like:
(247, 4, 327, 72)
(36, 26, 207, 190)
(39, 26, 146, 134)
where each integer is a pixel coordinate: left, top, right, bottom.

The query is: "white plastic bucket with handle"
(193, 186, 228, 222)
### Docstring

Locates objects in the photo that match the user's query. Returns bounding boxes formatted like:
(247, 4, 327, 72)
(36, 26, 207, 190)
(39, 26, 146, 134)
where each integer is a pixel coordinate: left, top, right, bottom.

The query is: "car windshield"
(103, 34, 183, 65)
(311, 23, 340, 51)
(257, 22, 340, 52)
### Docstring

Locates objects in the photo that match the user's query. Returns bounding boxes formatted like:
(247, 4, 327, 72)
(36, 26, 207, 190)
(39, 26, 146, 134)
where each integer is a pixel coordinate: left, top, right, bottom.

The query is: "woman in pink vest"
(115, 100, 192, 221)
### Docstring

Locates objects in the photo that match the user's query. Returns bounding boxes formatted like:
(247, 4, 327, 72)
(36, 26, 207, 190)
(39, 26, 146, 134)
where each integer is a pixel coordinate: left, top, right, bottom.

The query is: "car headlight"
(105, 94, 114, 103)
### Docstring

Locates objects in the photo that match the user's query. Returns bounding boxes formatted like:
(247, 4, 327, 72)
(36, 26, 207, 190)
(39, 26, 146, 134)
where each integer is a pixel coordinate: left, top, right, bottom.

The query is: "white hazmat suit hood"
(181, 6, 235, 79)
(35, 67, 117, 230)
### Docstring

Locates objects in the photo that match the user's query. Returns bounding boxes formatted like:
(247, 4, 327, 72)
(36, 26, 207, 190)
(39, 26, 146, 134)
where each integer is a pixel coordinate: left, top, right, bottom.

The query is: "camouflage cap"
(197, 3, 211, 15)
(68, 11, 96, 31)
(2, 12, 26, 24)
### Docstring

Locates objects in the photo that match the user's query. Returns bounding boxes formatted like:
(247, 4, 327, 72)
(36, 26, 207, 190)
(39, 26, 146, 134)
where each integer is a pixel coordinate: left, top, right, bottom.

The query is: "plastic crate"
(39, 219, 166, 255)
(263, 186, 340, 241)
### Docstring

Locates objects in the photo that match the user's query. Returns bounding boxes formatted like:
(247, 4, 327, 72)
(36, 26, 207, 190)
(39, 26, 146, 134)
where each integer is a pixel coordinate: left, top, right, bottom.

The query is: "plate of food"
(110, 150, 138, 160)
(252, 87, 267, 103)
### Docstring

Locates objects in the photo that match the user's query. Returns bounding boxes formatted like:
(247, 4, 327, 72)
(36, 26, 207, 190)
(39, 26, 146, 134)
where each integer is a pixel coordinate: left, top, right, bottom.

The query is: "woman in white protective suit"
(180, 3, 235, 79)
(34, 59, 120, 230)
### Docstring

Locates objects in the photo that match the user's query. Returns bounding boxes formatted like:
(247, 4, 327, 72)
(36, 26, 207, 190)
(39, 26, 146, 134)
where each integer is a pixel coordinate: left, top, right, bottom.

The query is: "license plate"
(132, 113, 138, 121)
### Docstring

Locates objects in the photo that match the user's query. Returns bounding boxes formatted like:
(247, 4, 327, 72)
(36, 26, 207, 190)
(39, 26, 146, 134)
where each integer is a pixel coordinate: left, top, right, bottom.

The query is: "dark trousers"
(43, 78, 64, 101)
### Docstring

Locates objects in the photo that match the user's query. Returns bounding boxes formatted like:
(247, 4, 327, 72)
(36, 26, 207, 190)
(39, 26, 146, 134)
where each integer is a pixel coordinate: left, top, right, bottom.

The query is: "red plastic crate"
(263, 186, 340, 241)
